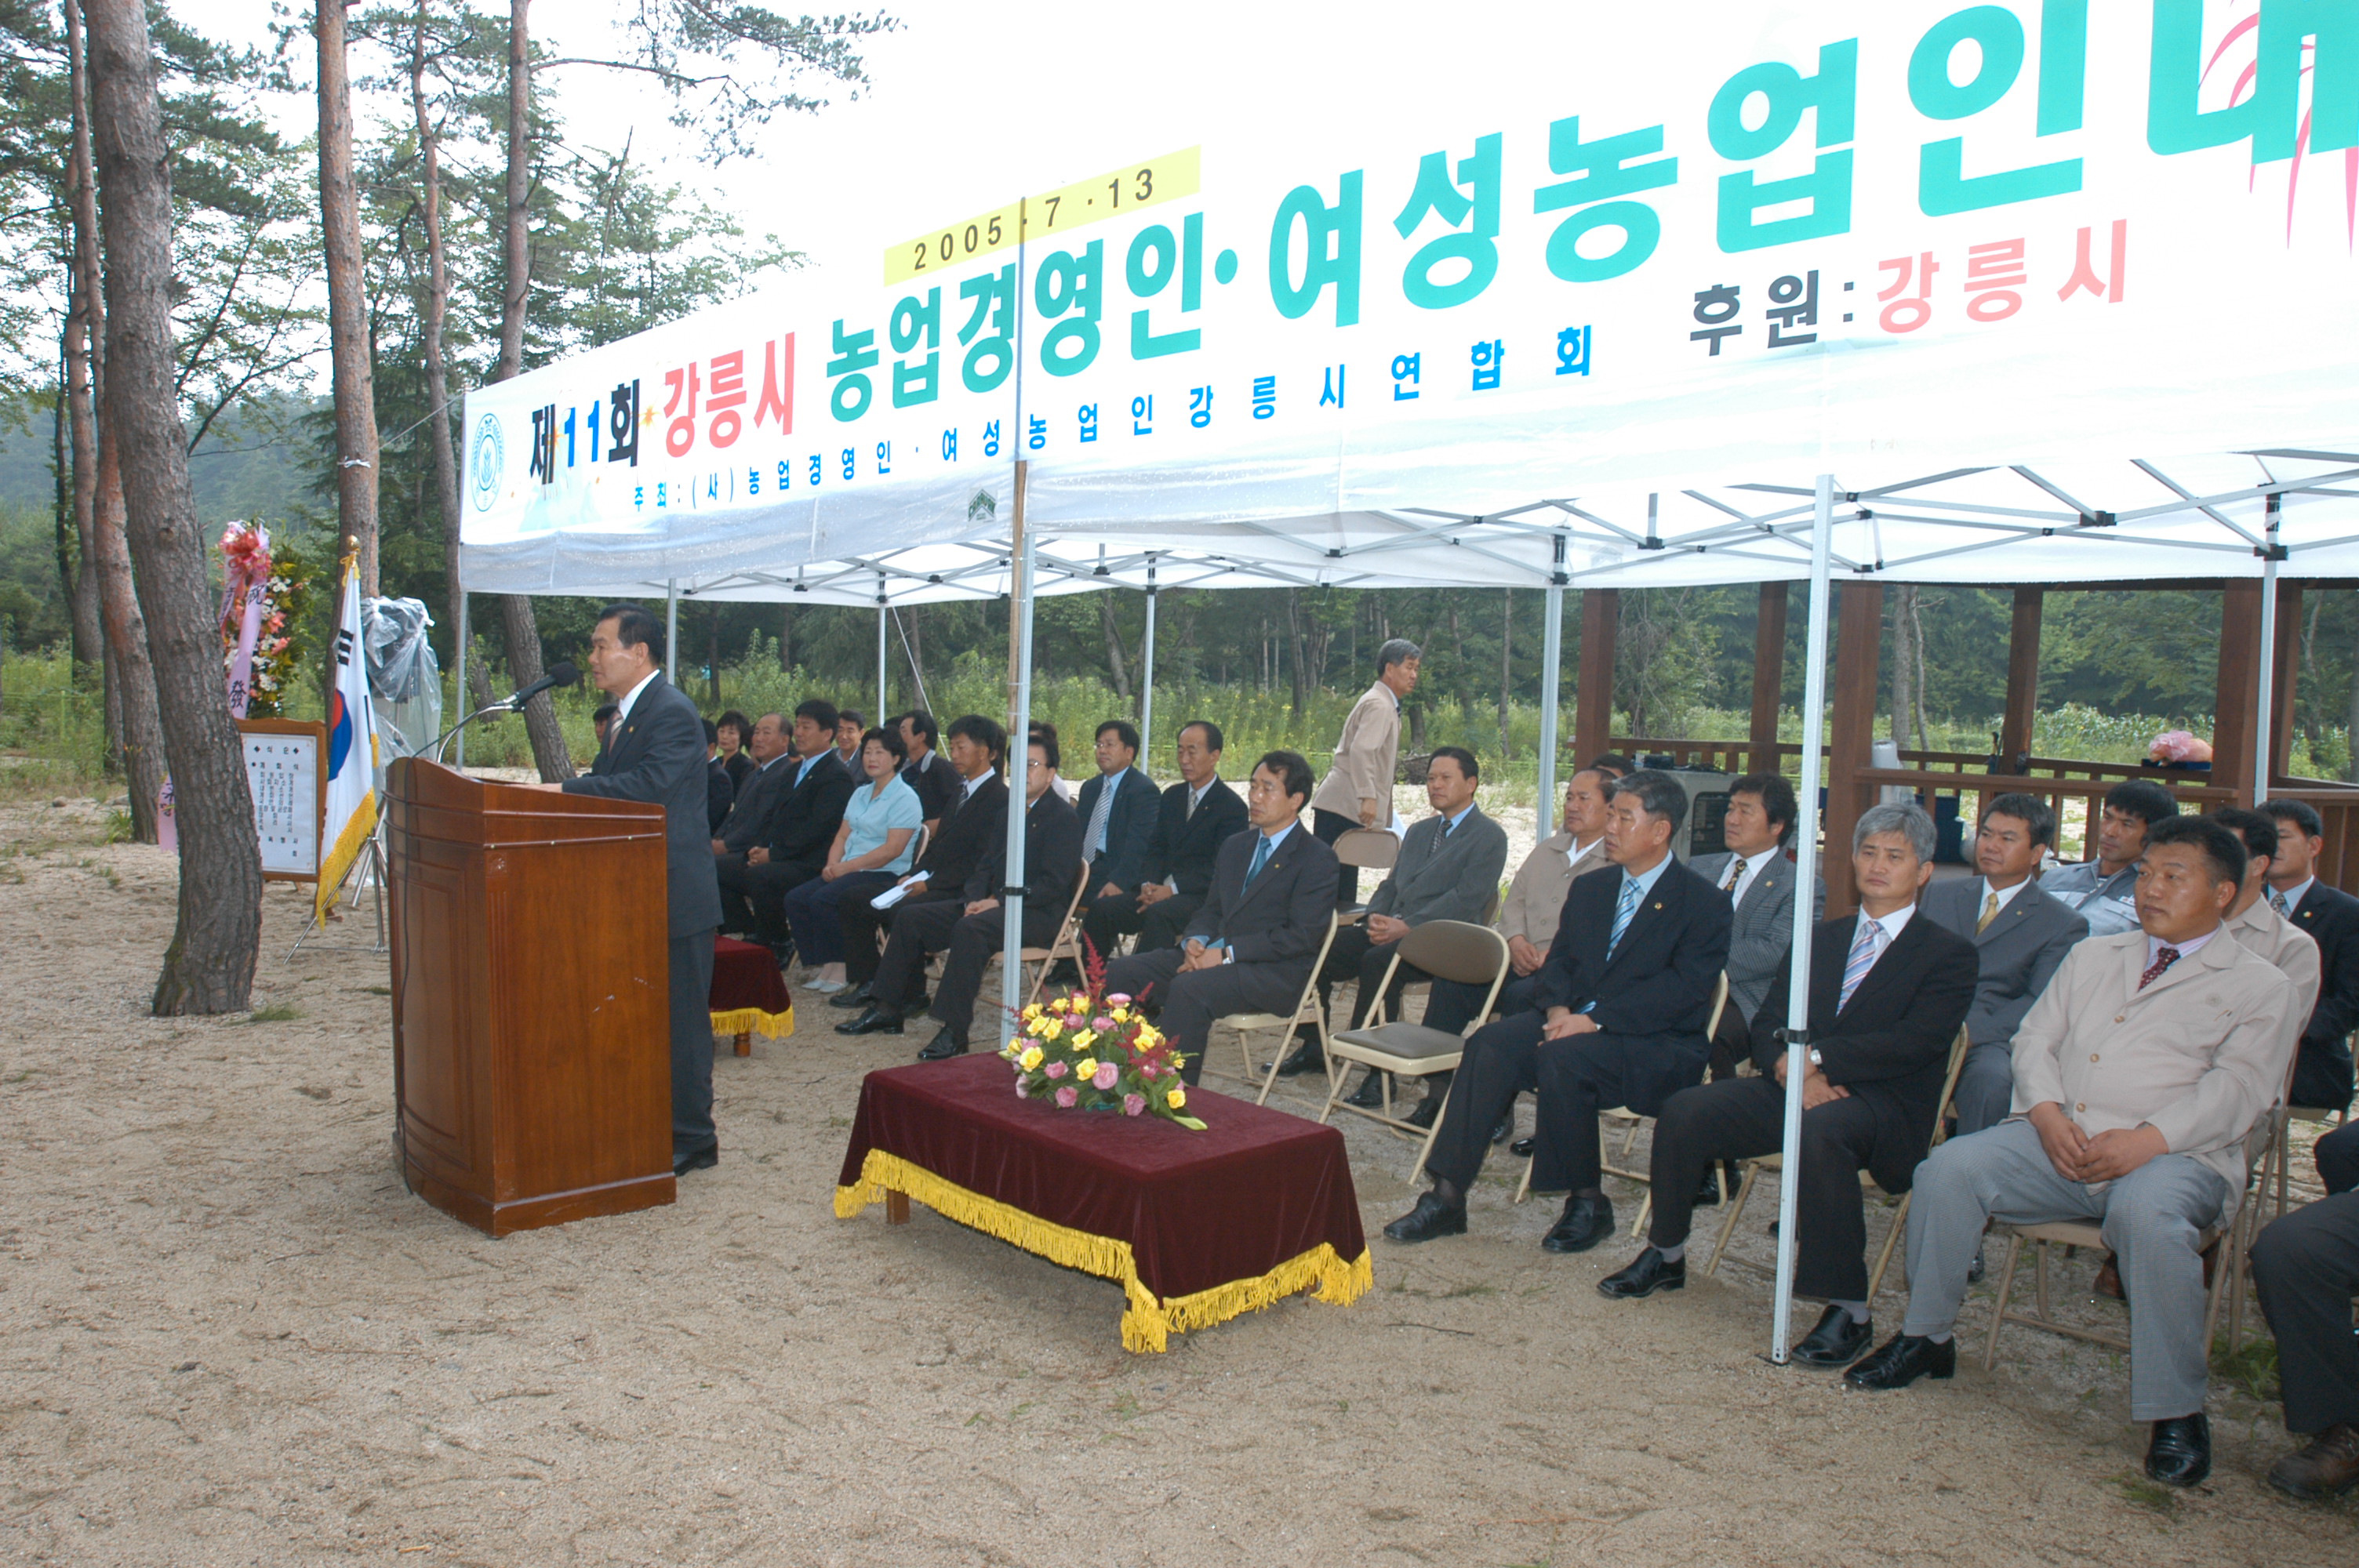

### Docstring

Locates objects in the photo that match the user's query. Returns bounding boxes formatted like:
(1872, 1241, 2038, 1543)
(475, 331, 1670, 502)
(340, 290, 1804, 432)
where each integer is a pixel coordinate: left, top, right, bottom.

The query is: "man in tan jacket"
(1310, 638, 1419, 906)
(1846, 816, 2298, 1491)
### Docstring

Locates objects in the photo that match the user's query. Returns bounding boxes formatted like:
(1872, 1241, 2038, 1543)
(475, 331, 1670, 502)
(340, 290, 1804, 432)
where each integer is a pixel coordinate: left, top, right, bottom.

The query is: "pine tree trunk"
(1098, 594, 1132, 700)
(86, 0, 262, 1012)
(481, 0, 569, 778)
(63, 281, 102, 675)
(409, 3, 466, 671)
(1888, 585, 1919, 753)
(317, 0, 380, 597)
(70, 0, 162, 837)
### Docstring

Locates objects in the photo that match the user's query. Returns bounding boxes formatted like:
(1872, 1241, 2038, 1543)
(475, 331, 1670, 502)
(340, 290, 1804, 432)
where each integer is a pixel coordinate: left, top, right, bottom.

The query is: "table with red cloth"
(709, 935, 793, 1054)
(834, 1053, 1371, 1351)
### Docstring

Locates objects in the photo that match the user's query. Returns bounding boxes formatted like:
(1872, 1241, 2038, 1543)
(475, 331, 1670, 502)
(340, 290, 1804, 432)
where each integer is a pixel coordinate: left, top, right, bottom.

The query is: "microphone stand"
(423, 701, 527, 766)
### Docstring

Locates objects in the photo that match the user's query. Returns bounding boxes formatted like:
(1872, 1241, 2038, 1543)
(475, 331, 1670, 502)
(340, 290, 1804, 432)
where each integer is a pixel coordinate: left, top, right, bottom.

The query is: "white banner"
(463, 1, 2359, 578)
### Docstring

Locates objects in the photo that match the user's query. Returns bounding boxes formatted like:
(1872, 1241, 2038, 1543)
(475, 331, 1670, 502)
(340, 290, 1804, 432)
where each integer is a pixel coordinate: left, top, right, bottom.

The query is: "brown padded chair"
(1320, 920, 1512, 1184)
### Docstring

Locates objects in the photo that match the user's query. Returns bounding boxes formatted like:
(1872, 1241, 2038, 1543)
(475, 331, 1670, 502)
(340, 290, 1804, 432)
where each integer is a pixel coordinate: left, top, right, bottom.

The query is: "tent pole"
(1536, 534, 1567, 823)
(452, 573, 467, 770)
(1000, 460, 1035, 1051)
(1772, 474, 1837, 1366)
(665, 579, 678, 679)
(1140, 558, 1158, 769)
(2255, 493, 2281, 805)
(877, 574, 889, 722)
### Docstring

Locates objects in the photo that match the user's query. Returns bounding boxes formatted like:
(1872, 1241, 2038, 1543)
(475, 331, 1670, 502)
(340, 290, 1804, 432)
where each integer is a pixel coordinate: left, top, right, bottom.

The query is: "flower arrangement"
(1002, 964, 1205, 1131)
(2147, 729, 2213, 766)
(224, 535, 318, 720)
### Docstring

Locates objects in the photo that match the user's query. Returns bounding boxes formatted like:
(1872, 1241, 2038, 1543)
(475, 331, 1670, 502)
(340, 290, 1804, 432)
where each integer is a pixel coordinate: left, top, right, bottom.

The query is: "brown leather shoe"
(2093, 1253, 2125, 1300)
(2270, 1422, 2359, 1500)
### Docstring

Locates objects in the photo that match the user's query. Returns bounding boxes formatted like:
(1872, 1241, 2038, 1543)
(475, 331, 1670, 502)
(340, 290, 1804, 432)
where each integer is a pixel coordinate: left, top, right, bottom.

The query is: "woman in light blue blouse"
(782, 727, 923, 993)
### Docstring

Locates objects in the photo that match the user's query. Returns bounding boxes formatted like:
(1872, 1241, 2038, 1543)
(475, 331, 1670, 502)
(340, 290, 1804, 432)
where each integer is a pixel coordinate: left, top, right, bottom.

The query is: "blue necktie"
(1837, 917, 1886, 1011)
(1246, 834, 1274, 884)
(1606, 875, 1643, 957)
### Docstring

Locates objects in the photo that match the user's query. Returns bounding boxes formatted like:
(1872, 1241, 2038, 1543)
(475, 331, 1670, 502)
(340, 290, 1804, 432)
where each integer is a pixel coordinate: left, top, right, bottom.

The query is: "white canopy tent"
(456, 1, 2359, 1362)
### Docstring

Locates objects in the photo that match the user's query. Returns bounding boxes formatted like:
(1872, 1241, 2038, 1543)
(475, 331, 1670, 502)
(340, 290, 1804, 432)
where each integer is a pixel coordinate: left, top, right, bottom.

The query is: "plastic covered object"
(362, 596, 442, 767)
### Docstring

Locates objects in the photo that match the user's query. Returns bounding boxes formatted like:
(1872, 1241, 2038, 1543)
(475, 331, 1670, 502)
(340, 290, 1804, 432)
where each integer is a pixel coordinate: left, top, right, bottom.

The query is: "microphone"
(505, 661, 579, 710)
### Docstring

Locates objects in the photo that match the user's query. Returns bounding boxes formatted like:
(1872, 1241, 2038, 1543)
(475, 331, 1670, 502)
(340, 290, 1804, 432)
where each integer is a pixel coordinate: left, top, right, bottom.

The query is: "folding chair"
(1216, 910, 1341, 1107)
(1320, 921, 1512, 1185)
(1330, 829, 1401, 924)
(1020, 872, 1092, 1008)
(1980, 1109, 2270, 1373)
(1513, 975, 1731, 1236)
(1705, 1025, 1972, 1302)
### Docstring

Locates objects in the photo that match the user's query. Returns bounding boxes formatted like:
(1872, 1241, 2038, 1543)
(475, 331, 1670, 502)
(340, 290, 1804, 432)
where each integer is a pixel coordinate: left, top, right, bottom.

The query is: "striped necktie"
(1837, 916, 1886, 1011)
(1086, 775, 1117, 858)
(1606, 875, 1644, 957)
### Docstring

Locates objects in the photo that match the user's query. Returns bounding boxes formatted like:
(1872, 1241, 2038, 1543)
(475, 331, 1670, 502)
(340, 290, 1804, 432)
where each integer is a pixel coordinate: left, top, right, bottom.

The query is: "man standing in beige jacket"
(1310, 638, 1420, 906)
(1845, 815, 2298, 1491)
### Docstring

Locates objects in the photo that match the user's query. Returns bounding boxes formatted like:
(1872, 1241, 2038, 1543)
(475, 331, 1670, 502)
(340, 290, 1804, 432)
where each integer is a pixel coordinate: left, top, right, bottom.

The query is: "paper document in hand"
(870, 884, 911, 911)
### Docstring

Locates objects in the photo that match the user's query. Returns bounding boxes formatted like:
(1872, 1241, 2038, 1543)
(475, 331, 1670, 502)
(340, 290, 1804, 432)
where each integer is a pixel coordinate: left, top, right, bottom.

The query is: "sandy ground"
(5, 792, 2359, 1567)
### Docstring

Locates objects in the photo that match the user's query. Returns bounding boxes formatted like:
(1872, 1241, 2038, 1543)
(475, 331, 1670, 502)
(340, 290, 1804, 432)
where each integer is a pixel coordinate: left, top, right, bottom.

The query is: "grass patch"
(360, 985, 391, 996)
(2213, 1331, 2281, 1403)
(102, 809, 132, 844)
(245, 1004, 302, 1024)
(2111, 1472, 2179, 1514)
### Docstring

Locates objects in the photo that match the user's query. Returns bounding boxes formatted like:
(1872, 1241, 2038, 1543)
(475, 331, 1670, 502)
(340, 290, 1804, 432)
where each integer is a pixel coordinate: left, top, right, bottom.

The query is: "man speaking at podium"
(535, 603, 725, 1177)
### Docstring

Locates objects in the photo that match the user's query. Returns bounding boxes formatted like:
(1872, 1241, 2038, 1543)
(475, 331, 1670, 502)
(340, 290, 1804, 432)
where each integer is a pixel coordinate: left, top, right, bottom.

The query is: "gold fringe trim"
(315, 791, 378, 924)
(834, 1148, 1372, 1352)
(709, 1005, 795, 1040)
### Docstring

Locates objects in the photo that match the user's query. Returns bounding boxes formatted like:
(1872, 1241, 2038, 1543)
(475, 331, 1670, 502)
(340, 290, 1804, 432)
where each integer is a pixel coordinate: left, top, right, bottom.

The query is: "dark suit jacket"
(1185, 822, 1341, 975)
(562, 670, 722, 938)
(2292, 879, 2359, 1101)
(972, 786, 1085, 913)
(1074, 766, 1161, 891)
(761, 750, 856, 868)
(902, 750, 962, 824)
(911, 772, 1008, 896)
(717, 753, 795, 854)
(1139, 777, 1249, 896)
(1367, 805, 1510, 926)
(1748, 911, 1979, 1190)
(1528, 857, 1732, 1040)
(723, 749, 753, 793)
(704, 757, 735, 834)
(1919, 876, 2087, 1047)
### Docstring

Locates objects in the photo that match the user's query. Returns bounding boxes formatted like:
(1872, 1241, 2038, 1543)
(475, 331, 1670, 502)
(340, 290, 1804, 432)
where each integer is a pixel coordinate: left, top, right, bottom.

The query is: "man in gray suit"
(1922, 793, 2088, 1137)
(1103, 751, 1342, 1086)
(1685, 772, 1824, 1055)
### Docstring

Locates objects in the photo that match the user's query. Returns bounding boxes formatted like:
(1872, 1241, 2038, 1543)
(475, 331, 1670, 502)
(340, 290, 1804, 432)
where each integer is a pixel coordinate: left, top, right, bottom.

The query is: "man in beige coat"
(1310, 638, 1420, 906)
(2215, 806, 2322, 1045)
(1846, 816, 2298, 1491)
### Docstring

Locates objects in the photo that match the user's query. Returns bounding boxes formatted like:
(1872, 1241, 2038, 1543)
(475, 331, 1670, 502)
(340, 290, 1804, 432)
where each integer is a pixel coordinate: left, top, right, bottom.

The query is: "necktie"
(2268, 886, 2292, 918)
(1086, 775, 1116, 859)
(1976, 888, 1999, 935)
(1606, 875, 1644, 957)
(2139, 945, 2180, 990)
(1245, 833, 1274, 885)
(1186, 786, 1200, 821)
(1721, 859, 1743, 892)
(1440, 815, 1455, 841)
(1837, 917, 1885, 1011)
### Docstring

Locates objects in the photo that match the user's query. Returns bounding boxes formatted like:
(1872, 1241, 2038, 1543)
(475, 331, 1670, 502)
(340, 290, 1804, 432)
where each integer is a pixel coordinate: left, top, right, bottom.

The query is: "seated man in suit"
(1276, 747, 1507, 1099)
(2263, 798, 2359, 1112)
(834, 708, 865, 771)
(711, 712, 791, 859)
(715, 699, 854, 956)
(702, 717, 735, 834)
(897, 710, 962, 835)
(1383, 769, 1732, 1254)
(1922, 793, 2088, 1138)
(2041, 778, 2179, 938)
(1686, 772, 1823, 1076)
(2218, 807, 2322, 1029)
(1846, 816, 2299, 1491)
(834, 714, 1008, 1013)
(845, 729, 1082, 1060)
(1080, 719, 1249, 961)
(1101, 751, 1340, 1087)
(1066, 719, 1161, 967)
(2251, 1187, 2359, 1499)
(1598, 804, 1978, 1367)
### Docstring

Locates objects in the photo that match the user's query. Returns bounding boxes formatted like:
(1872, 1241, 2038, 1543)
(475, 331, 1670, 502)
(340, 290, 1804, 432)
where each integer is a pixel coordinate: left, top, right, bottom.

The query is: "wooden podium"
(385, 759, 676, 1234)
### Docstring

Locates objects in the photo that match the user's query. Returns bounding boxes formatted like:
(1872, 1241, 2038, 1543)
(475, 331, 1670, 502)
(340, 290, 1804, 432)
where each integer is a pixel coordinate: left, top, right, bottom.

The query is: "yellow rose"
(1041, 1018, 1063, 1040)
(1075, 1057, 1099, 1080)
(1022, 1004, 1042, 1020)
(1165, 1087, 1187, 1109)
(1020, 1046, 1044, 1071)
(1110, 1007, 1130, 1023)
(1069, 1030, 1095, 1051)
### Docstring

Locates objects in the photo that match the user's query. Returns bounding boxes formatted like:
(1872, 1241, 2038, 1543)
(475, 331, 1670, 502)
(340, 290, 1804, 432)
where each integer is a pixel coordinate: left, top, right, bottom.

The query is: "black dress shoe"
(915, 1028, 969, 1062)
(1382, 1190, 1467, 1243)
(1598, 1247, 1685, 1299)
(1541, 1193, 1615, 1254)
(1966, 1246, 1985, 1284)
(1791, 1304, 1874, 1368)
(827, 985, 874, 1010)
(1510, 1134, 1535, 1157)
(1405, 1093, 1444, 1131)
(1691, 1170, 1725, 1207)
(1843, 1333, 1956, 1390)
(2145, 1413, 2212, 1487)
(1344, 1071, 1387, 1109)
(834, 1005, 904, 1036)
(672, 1143, 718, 1177)
(1272, 1038, 1325, 1077)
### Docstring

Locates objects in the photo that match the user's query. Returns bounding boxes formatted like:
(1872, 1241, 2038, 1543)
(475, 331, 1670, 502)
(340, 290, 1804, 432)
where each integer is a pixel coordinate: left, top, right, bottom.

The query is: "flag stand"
(283, 826, 387, 961)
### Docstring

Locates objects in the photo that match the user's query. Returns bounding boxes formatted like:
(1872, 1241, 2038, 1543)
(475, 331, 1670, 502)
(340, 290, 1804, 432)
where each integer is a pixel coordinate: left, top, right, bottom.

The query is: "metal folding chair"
(1320, 920, 1512, 1184)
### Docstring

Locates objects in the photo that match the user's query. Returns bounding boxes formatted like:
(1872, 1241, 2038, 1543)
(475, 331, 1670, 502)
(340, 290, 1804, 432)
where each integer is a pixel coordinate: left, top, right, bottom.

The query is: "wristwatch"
(1808, 1047, 1823, 1068)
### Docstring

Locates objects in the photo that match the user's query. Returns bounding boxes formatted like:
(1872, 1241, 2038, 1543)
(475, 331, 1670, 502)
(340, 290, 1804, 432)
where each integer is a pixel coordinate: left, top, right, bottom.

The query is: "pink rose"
(1054, 1086, 1078, 1109)
(1092, 1018, 1115, 1033)
(1092, 1062, 1120, 1090)
(1044, 1061, 1067, 1079)
(1015, 1081, 1029, 1098)
(1123, 1094, 1146, 1116)
(1107, 993, 1131, 1006)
